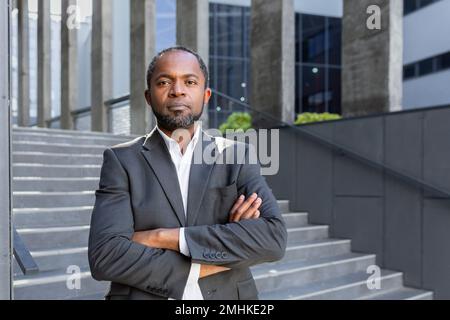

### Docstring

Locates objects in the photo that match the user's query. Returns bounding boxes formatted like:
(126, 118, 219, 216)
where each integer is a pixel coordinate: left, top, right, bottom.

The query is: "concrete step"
(251, 253, 376, 293)
(259, 269, 404, 300)
(13, 247, 88, 275)
(282, 212, 308, 228)
(13, 152, 103, 166)
(359, 287, 434, 300)
(287, 225, 329, 244)
(13, 164, 101, 178)
(13, 126, 137, 140)
(68, 292, 106, 300)
(13, 131, 132, 146)
(13, 191, 95, 209)
(16, 225, 90, 251)
(277, 200, 289, 214)
(13, 268, 109, 300)
(13, 177, 99, 192)
(282, 238, 351, 262)
(12, 141, 107, 155)
(13, 206, 93, 228)
(13, 207, 299, 229)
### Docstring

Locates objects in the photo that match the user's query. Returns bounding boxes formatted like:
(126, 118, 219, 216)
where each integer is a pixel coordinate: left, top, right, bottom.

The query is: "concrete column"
(342, 0, 403, 116)
(130, 0, 156, 135)
(176, 0, 210, 129)
(61, 0, 78, 130)
(250, 0, 295, 128)
(0, 0, 12, 300)
(91, 0, 112, 132)
(17, 0, 29, 127)
(37, 0, 51, 128)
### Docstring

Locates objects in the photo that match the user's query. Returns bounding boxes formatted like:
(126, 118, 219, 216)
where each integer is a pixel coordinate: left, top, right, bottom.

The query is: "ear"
(144, 89, 152, 106)
(203, 88, 212, 105)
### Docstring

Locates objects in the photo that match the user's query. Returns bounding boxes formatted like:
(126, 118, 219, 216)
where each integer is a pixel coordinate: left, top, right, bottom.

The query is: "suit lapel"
(186, 132, 221, 226)
(140, 128, 186, 227)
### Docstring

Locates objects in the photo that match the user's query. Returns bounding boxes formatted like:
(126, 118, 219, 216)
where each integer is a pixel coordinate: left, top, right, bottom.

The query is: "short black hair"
(146, 46, 209, 90)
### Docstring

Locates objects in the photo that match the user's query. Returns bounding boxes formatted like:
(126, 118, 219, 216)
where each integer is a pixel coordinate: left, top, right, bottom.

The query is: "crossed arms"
(88, 147, 287, 299)
(132, 193, 264, 278)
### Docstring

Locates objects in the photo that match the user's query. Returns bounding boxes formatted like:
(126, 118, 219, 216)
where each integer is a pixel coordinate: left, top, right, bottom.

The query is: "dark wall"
(265, 107, 450, 299)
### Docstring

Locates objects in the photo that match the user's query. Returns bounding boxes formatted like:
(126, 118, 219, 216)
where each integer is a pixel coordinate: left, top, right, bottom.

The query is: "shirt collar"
(156, 122, 202, 153)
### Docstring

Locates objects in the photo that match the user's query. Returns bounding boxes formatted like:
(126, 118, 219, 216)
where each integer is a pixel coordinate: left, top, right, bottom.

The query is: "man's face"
(145, 50, 211, 131)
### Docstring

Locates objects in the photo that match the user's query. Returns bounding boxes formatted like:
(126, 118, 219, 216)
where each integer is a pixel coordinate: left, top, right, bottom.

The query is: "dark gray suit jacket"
(88, 128, 287, 300)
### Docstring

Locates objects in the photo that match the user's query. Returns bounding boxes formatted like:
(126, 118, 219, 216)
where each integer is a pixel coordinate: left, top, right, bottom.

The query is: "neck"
(159, 123, 197, 154)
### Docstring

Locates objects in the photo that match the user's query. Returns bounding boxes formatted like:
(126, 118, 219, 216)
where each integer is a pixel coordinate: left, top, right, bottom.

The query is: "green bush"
(294, 112, 341, 125)
(219, 112, 253, 134)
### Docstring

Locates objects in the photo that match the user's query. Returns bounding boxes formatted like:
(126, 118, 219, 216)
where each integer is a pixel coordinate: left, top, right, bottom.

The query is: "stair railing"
(211, 89, 450, 200)
(13, 227, 39, 275)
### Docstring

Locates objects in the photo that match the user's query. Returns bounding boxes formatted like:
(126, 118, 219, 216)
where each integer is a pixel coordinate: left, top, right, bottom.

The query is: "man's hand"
(229, 193, 262, 222)
(199, 193, 262, 278)
(132, 193, 262, 279)
(132, 228, 179, 252)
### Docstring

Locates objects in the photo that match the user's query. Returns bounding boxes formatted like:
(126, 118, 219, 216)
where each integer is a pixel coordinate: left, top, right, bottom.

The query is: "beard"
(152, 104, 204, 132)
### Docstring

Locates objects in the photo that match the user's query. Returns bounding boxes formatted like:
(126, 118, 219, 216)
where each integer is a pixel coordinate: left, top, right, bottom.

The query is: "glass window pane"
(404, 64, 416, 79)
(418, 58, 434, 76)
(302, 14, 326, 64)
(327, 67, 341, 114)
(302, 66, 326, 113)
(327, 17, 341, 66)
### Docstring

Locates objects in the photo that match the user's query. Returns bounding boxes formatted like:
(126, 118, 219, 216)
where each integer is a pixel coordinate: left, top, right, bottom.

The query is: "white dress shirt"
(156, 124, 204, 300)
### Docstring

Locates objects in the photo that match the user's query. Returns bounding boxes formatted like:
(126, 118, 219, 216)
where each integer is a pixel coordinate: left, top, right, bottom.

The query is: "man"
(88, 46, 287, 300)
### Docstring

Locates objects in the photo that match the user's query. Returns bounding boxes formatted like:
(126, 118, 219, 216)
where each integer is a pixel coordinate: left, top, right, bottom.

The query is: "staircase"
(12, 127, 433, 300)
(252, 201, 433, 300)
(12, 127, 135, 300)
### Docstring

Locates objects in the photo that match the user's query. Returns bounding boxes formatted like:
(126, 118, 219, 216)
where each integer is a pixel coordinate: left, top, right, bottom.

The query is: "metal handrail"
(211, 89, 450, 199)
(29, 95, 132, 127)
(13, 227, 39, 275)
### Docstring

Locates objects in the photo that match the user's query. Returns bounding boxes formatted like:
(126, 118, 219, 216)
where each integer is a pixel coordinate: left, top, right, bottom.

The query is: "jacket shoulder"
(107, 136, 146, 155)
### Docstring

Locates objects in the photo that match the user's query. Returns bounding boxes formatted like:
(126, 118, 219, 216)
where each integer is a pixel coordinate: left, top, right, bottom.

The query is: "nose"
(169, 80, 186, 97)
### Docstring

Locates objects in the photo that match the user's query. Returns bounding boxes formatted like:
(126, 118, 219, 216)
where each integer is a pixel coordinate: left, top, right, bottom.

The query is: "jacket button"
(222, 252, 227, 258)
(215, 252, 222, 259)
(203, 252, 209, 258)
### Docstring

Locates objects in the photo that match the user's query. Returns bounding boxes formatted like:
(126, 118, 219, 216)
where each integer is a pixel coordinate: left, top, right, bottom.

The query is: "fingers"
(230, 193, 261, 222)
(240, 197, 262, 220)
(230, 193, 257, 222)
(229, 195, 245, 217)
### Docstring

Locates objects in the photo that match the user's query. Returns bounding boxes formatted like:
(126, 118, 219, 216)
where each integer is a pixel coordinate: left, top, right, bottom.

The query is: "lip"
(167, 104, 190, 111)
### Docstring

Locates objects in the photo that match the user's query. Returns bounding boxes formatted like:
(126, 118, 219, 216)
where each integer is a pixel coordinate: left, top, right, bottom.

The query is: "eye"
(186, 79, 198, 86)
(157, 80, 170, 86)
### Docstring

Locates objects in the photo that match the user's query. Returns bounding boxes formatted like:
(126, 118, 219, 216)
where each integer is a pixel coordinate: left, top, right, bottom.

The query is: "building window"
(209, 4, 342, 128)
(404, 0, 442, 15)
(296, 13, 342, 115)
(404, 51, 450, 80)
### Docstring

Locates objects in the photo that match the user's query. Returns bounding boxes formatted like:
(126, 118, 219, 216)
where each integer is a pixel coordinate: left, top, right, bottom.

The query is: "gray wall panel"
(333, 118, 384, 196)
(265, 128, 296, 202)
(333, 196, 384, 265)
(265, 106, 450, 298)
(424, 108, 450, 197)
(295, 125, 334, 224)
(423, 199, 450, 299)
(384, 178, 422, 287)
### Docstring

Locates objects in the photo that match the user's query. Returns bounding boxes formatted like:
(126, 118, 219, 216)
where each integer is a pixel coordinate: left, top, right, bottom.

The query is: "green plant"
(294, 112, 341, 125)
(219, 112, 253, 134)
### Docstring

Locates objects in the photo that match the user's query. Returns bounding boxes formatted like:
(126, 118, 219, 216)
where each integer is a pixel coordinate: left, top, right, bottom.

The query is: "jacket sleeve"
(183, 144, 288, 269)
(88, 148, 191, 299)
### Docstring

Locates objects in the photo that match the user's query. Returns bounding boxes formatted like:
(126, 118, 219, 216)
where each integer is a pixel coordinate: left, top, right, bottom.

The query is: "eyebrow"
(154, 73, 200, 80)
